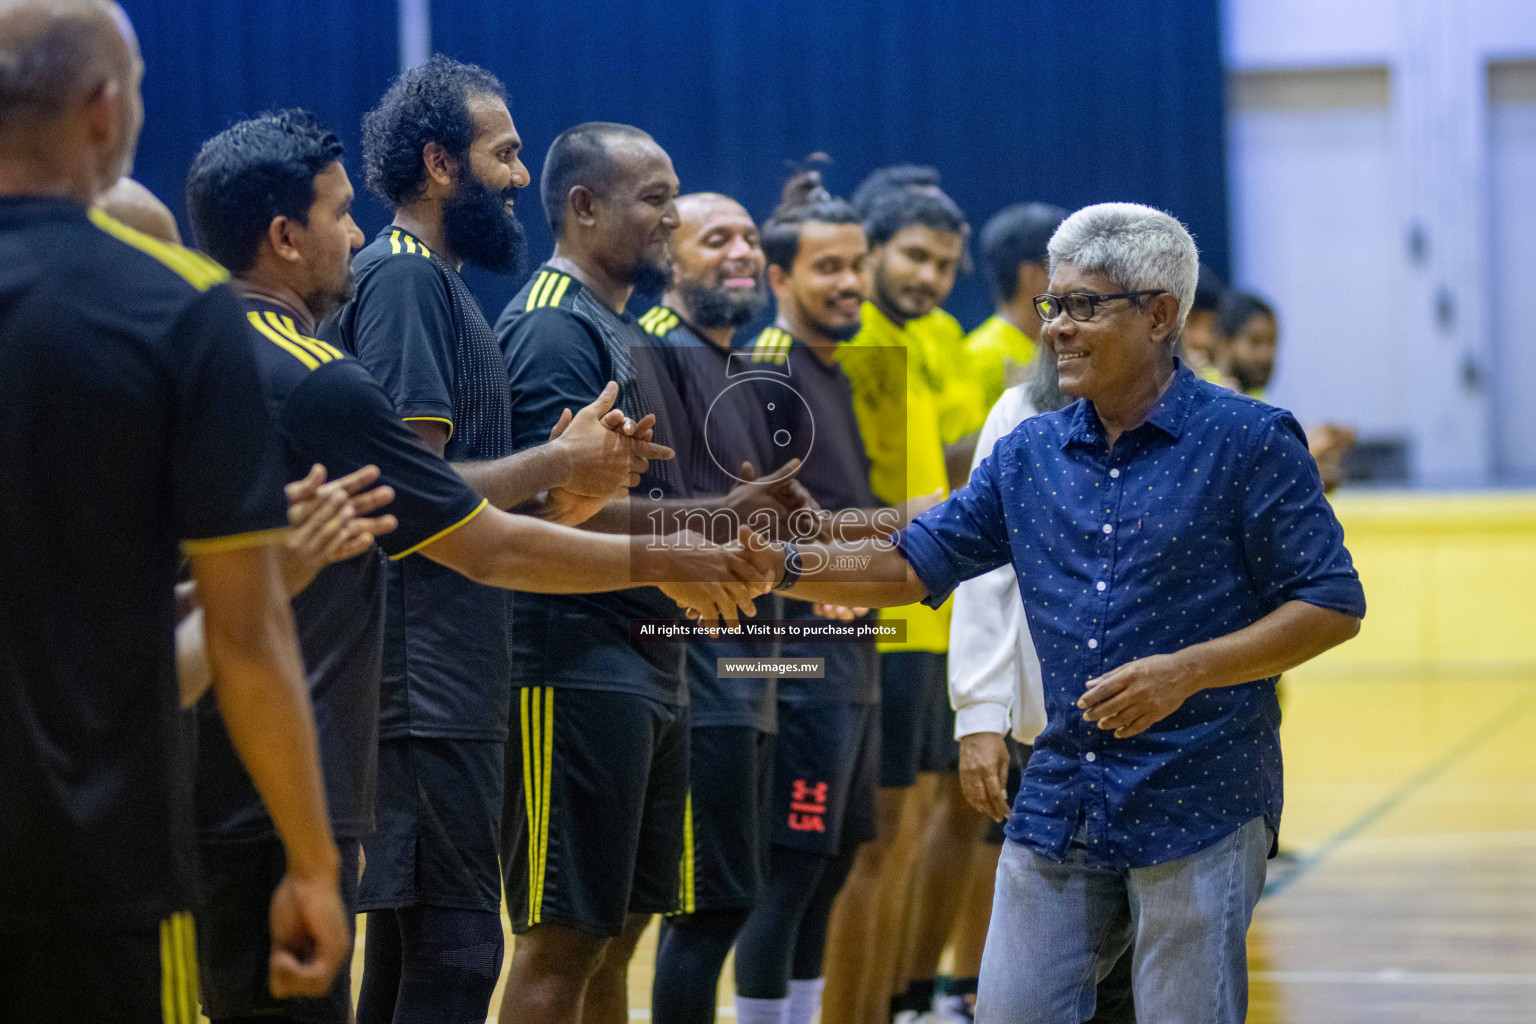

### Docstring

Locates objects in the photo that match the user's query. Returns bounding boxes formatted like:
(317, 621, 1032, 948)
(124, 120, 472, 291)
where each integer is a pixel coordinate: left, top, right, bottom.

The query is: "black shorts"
(772, 701, 879, 855)
(503, 686, 689, 937)
(0, 912, 200, 1024)
(984, 739, 1032, 845)
(673, 726, 775, 915)
(878, 651, 949, 787)
(360, 736, 504, 913)
(196, 837, 361, 1023)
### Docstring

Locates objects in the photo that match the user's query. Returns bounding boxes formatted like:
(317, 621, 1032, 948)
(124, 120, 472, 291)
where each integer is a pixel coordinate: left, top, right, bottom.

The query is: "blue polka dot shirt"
(894, 363, 1366, 868)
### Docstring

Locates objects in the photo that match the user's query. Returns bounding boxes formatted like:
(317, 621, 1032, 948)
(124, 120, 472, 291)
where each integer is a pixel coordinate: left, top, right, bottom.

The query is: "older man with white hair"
(758, 202, 1367, 1023)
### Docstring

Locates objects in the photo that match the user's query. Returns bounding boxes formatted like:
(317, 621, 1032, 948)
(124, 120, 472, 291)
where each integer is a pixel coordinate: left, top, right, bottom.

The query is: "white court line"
(1252, 970, 1536, 985)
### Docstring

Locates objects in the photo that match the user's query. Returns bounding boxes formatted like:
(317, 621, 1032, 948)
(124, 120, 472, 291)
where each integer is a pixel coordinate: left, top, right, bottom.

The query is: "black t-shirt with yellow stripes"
(327, 225, 514, 742)
(0, 198, 288, 933)
(196, 295, 487, 846)
(496, 267, 692, 705)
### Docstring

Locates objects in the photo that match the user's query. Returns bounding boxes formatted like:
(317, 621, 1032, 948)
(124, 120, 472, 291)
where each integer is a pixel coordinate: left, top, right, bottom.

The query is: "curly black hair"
(361, 54, 505, 207)
(186, 109, 343, 274)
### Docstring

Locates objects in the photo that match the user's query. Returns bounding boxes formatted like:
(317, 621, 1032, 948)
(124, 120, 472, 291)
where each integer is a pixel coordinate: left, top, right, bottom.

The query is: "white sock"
(787, 977, 826, 1024)
(735, 994, 789, 1024)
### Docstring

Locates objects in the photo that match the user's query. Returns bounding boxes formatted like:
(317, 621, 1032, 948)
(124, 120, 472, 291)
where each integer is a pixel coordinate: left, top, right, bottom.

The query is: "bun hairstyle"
(776, 154, 834, 213)
(762, 154, 860, 271)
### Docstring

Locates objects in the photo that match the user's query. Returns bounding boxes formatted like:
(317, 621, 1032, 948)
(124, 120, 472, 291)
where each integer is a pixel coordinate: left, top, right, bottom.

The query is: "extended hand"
(1077, 653, 1201, 739)
(812, 603, 868, 620)
(958, 732, 1011, 822)
(267, 867, 350, 999)
(553, 381, 675, 498)
(282, 464, 398, 595)
(658, 526, 779, 624)
(725, 460, 825, 539)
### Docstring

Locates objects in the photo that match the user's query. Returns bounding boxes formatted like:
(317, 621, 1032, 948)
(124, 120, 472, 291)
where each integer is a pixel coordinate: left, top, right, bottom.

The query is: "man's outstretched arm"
(771, 540, 930, 609)
(190, 543, 350, 1000)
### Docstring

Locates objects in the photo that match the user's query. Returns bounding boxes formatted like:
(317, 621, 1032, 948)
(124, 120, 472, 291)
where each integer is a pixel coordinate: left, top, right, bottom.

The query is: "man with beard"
(639, 192, 783, 1024)
(186, 111, 767, 1024)
(729, 171, 885, 1024)
(496, 125, 809, 1024)
(824, 179, 973, 1024)
(328, 63, 685, 1024)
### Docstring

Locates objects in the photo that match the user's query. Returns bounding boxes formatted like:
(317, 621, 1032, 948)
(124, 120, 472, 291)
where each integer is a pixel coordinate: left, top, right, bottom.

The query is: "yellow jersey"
(838, 302, 953, 652)
(964, 315, 1037, 414)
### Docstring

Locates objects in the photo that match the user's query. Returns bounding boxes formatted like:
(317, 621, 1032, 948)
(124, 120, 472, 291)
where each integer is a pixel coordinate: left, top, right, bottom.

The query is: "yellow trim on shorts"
(159, 911, 199, 1024)
(680, 789, 696, 914)
(388, 497, 489, 560)
(521, 686, 556, 926)
(181, 527, 288, 556)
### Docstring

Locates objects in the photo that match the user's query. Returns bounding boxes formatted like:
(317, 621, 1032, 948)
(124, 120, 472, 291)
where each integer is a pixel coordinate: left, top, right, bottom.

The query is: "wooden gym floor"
(334, 668, 1536, 1022)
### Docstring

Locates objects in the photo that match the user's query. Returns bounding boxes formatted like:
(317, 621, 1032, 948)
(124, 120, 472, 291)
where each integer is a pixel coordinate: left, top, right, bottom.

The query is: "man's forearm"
(194, 545, 338, 879)
(456, 442, 569, 512)
(781, 542, 930, 608)
(1176, 600, 1362, 693)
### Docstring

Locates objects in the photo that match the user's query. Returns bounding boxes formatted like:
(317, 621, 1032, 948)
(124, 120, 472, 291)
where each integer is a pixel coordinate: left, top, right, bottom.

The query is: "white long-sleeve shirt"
(948, 384, 1049, 744)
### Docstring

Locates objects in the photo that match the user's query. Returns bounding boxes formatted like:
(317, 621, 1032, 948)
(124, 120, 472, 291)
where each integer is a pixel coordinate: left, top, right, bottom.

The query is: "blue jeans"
(976, 815, 1269, 1024)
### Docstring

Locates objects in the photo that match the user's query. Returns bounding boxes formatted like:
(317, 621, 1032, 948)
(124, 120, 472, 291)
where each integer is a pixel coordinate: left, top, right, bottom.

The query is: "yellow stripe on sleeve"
(403, 236, 417, 255)
(181, 527, 288, 556)
(547, 274, 572, 308)
(402, 415, 455, 441)
(160, 916, 176, 1024)
(88, 208, 229, 292)
(389, 497, 489, 560)
(390, 230, 402, 255)
(393, 497, 488, 561)
(536, 272, 564, 309)
(265, 313, 333, 364)
(275, 315, 346, 360)
(525, 271, 550, 312)
(248, 311, 319, 369)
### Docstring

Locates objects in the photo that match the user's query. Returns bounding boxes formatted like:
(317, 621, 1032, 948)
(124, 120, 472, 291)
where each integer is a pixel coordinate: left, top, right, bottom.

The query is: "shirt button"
(1109, 468, 1121, 478)
(1088, 638, 1099, 649)
(1086, 752, 1097, 762)
(1096, 581, 1107, 592)
(1102, 523, 1114, 534)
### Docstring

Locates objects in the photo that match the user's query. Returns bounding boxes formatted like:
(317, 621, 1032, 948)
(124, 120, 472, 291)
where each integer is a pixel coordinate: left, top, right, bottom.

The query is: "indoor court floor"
(335, 666, 1536, 1023)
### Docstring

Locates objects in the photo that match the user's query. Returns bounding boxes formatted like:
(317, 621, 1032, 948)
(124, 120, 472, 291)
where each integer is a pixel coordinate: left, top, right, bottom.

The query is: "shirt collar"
(1060, 359, 1198, 450)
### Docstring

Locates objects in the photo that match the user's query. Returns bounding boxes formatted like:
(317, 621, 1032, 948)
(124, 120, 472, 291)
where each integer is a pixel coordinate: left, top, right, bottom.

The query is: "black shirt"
(495, 267, 691, 705)
(640, 306, 782, 731)
(0, 199, 288, 933)
(327, 226, 514, 741)
(196, 296, 488, 845)
(738, 326, 881, 706)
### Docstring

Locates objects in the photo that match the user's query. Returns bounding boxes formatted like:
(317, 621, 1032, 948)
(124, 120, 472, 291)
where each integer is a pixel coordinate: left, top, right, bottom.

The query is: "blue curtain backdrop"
(431, 0, 1229, 328)
(120, 0, 1226, 331)
(120, 0, 399, 243)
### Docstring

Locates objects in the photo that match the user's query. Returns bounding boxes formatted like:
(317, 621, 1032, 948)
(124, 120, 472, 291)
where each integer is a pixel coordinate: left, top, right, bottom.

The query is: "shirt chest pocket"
(1132, 501, 1237, 581)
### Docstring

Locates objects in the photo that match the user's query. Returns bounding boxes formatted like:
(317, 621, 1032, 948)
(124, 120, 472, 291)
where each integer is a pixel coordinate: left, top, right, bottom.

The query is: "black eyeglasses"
(1033, 290, 1165, 323)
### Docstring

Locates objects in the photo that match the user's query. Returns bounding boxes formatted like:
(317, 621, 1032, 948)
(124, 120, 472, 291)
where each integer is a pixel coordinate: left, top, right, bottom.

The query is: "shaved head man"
(2, 3, 350, 1021)
(0, 0, 142, 200)
(97, 175, 181, 243)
